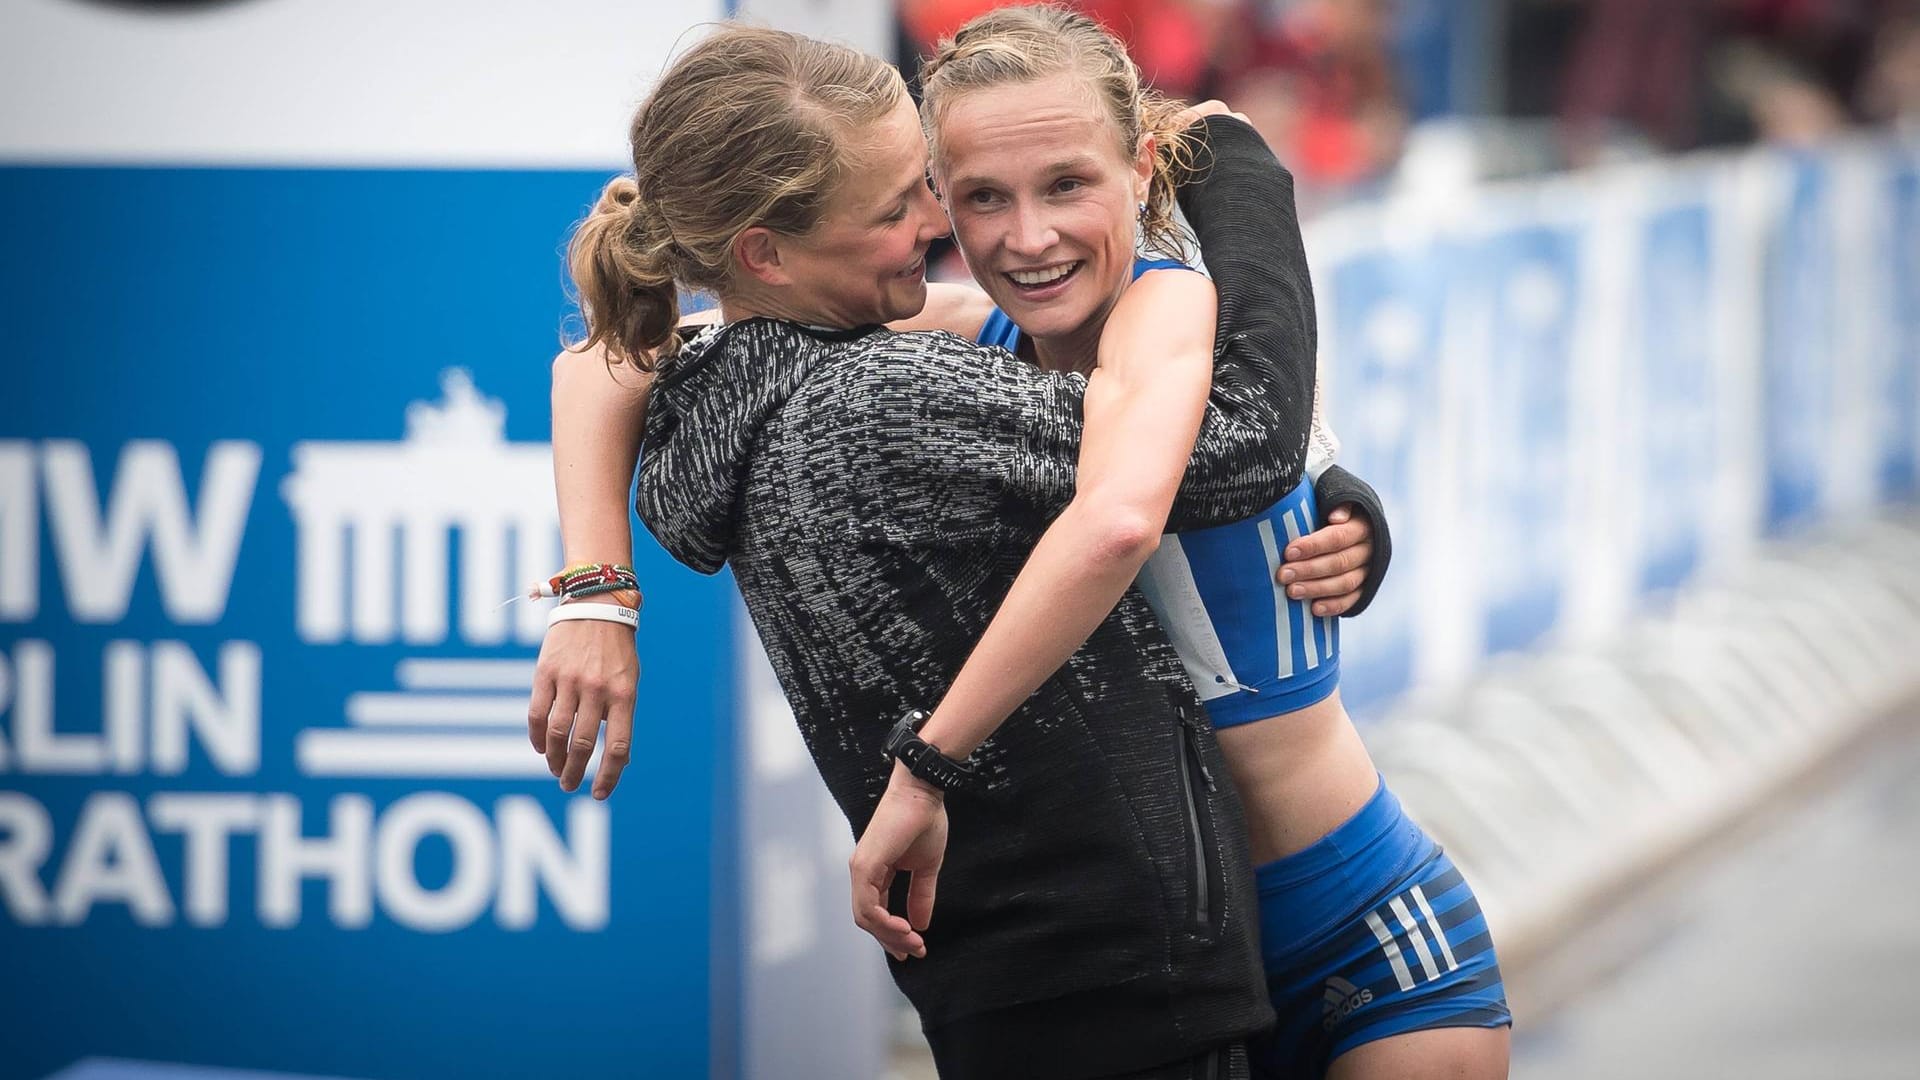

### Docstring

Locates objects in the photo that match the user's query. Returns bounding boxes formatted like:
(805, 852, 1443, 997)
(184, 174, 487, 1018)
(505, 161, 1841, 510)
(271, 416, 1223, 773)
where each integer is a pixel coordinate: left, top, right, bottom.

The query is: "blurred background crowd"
(898, 0, 1920, 215)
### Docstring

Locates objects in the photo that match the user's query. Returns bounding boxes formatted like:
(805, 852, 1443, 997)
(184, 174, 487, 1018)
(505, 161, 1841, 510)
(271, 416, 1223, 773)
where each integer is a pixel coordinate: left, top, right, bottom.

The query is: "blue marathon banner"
(0, 4, 926, 1078)
(0, 167, 737, 1080)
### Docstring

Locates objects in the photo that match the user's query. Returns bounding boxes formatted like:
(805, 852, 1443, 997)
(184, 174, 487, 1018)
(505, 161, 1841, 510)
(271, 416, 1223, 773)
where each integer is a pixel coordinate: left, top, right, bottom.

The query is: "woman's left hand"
(1277, 504, 1373, 617)
(1174, 99, 1251, 129)
(849, 764, 947, 962)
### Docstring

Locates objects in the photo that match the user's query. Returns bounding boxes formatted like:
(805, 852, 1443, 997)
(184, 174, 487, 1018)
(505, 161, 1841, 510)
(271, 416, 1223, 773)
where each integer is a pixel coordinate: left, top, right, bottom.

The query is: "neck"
(1030, 319, 1104, 377)
(1030, 268, 1135, 375)
(721, 285, 855, 330)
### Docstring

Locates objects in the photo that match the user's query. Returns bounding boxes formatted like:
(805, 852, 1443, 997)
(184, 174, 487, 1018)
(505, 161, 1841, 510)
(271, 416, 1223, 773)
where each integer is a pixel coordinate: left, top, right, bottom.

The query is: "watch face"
(885, 722, 914, 756)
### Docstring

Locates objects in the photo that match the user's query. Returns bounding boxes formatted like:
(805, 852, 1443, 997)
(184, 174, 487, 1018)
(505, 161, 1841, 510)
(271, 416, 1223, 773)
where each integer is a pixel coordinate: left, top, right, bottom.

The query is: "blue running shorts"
(1251, 779, 1510, 1079)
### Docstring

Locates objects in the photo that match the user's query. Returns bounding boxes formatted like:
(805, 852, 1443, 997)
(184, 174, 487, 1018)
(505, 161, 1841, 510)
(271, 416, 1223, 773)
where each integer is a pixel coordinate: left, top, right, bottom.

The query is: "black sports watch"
(883, 709, 979, 793)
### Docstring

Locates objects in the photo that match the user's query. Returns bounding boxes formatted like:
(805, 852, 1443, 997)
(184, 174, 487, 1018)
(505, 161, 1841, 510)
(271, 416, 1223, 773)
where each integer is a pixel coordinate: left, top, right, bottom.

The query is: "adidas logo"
(1321, 975, 1374, 1031)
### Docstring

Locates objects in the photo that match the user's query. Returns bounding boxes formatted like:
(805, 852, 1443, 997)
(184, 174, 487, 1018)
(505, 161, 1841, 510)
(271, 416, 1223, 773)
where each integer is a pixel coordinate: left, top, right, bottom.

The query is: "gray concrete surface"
(1510, 709, 1920, 1080)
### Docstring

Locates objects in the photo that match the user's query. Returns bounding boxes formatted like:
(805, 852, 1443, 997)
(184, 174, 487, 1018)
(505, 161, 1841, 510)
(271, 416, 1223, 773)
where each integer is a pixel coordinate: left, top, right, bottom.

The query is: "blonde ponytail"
(567, 176, 682, 370)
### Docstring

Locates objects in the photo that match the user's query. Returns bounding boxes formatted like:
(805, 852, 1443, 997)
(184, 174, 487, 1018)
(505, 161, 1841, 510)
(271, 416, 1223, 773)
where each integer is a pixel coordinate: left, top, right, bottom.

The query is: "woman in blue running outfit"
(848, 8, 1511, 1079)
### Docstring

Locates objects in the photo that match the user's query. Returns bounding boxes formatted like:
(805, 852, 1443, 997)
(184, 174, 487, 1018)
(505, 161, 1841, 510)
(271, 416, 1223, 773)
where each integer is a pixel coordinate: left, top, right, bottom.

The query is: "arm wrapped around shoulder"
(820, 332, 1089, 543)
(1165, 114, 1317, 530)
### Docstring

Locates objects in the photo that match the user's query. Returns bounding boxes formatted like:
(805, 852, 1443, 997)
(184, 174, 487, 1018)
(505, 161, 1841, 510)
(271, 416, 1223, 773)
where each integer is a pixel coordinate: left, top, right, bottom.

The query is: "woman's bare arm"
(851, 268, 1214, 959)
(888, 281, 995, 338)
(528, 342, 651, 799)
(552, 344, 651, 564)
(912, 268, 1215, 759)
(533, 299, 742, 796)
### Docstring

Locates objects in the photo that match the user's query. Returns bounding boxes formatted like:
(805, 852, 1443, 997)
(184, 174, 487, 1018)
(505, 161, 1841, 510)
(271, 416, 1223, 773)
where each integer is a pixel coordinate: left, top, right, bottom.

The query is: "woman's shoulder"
(831, 326, 997, 376)
(803, 328, 1077, 420)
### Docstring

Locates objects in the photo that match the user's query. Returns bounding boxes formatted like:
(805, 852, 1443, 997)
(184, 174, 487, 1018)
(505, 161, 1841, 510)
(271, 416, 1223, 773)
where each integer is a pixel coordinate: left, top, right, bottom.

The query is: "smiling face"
(769, 95, 950, 326)
(932, 74, 1153, 369)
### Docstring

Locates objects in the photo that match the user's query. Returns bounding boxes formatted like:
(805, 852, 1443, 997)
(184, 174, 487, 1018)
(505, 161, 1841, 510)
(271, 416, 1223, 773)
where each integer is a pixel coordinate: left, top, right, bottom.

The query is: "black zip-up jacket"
(639, 117, 1313, 1078)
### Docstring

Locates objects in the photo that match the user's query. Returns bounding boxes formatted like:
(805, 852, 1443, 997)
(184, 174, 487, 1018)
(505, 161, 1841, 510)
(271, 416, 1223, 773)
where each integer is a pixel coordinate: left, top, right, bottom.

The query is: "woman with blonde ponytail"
(533, 16, 1382, 1079)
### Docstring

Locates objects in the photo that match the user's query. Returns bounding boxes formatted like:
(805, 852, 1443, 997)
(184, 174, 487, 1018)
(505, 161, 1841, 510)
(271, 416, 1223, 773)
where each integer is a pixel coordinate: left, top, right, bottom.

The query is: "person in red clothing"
(1213, 0, 1407, 199)
(902, 0, 1219, 97)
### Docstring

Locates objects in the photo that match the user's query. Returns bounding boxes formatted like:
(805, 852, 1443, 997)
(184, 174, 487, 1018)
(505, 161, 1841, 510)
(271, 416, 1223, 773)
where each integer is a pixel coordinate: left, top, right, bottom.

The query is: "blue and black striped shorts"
(1251, 778, 1510, 1079)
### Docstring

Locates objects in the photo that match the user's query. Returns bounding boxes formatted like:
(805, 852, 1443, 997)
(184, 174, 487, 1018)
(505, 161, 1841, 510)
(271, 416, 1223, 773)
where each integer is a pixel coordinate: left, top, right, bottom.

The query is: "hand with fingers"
(1174, 98, 1253, 129)
(528, 605, 639, 800)
(849, 764, 947, 962)
(1277, 504, 1374, 617)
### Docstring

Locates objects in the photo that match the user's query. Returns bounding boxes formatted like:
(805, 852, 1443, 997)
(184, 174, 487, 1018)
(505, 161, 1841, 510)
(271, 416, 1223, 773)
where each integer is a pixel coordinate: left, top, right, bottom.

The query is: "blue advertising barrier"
(1313, 138, 1918, 708)
(1763, 155, 1839, 530)
(1475, 221, 1581, 654)
(1636, 201, 1716, 594)
(0, 167, 737, 1080)
(1324, 246, 1446, 707)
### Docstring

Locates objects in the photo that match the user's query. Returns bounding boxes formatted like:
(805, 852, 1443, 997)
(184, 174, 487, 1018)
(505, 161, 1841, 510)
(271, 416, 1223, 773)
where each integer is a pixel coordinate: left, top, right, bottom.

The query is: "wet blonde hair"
(567, 26, 906, 369)
(919, 3, 1201, 258)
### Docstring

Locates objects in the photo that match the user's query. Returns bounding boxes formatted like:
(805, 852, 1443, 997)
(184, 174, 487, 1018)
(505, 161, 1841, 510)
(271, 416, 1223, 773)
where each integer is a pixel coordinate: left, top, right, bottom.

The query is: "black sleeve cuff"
(1314, 464, 1391, 618)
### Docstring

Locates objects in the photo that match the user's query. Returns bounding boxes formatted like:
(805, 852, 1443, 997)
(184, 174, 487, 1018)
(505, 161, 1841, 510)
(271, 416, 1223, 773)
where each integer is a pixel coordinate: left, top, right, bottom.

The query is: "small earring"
(1137, 201, 1149, 223)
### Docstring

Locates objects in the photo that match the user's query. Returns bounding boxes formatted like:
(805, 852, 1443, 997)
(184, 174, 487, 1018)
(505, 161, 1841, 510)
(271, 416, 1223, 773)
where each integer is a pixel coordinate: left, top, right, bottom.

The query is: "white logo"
(2, 375, 606, 933)
(283, 368, 555, 647)
(281, 369, 564, 780)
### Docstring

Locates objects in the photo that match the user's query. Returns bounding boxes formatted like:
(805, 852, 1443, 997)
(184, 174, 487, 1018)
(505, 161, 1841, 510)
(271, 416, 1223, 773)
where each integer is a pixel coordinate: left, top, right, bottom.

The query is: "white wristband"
(546, 603, 640, 630)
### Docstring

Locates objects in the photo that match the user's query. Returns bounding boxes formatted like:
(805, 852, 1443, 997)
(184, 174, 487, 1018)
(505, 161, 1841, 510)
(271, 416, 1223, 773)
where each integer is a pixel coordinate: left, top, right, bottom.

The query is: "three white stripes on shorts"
(1362, 885, 1461, 992)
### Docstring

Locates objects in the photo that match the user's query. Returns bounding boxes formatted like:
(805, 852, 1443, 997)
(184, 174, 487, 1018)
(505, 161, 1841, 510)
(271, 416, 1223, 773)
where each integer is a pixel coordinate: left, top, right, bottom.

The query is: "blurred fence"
(1305, 134, 1920, 969)
(1314, 137, 1920, 710)
(1370, 514, 1920, 966)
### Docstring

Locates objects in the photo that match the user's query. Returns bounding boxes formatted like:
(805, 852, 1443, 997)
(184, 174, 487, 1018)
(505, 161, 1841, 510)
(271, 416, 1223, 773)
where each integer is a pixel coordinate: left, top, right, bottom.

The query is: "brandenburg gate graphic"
(280, 369, 565, 778)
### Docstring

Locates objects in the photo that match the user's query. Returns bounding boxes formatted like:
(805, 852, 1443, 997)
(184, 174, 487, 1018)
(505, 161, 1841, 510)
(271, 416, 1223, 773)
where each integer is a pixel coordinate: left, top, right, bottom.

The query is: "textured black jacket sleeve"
(1314, 463, 1392, 617)
(1164, 114, 1318, 529)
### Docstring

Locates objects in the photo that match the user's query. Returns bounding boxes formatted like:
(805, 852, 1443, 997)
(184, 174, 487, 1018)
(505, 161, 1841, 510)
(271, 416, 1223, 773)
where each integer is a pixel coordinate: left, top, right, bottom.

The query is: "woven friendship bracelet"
(552, 562, 637, 593)
(560, 581, 636, 600)
(526, 563, 643, 609)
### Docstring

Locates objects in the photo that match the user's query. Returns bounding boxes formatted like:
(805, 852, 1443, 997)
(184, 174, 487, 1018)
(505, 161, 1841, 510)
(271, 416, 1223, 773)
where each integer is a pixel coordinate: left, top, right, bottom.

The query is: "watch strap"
(885, 709, 978, 793)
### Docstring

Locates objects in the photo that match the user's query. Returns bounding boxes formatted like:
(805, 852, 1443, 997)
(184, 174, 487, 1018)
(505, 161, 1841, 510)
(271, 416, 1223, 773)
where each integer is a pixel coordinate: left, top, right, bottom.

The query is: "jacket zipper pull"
(1176, 707, 1217, 791)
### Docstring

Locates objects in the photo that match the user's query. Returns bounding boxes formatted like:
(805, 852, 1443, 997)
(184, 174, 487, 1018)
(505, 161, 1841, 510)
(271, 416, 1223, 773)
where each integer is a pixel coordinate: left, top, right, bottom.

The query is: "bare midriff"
(1215, 687, 1383, 867)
